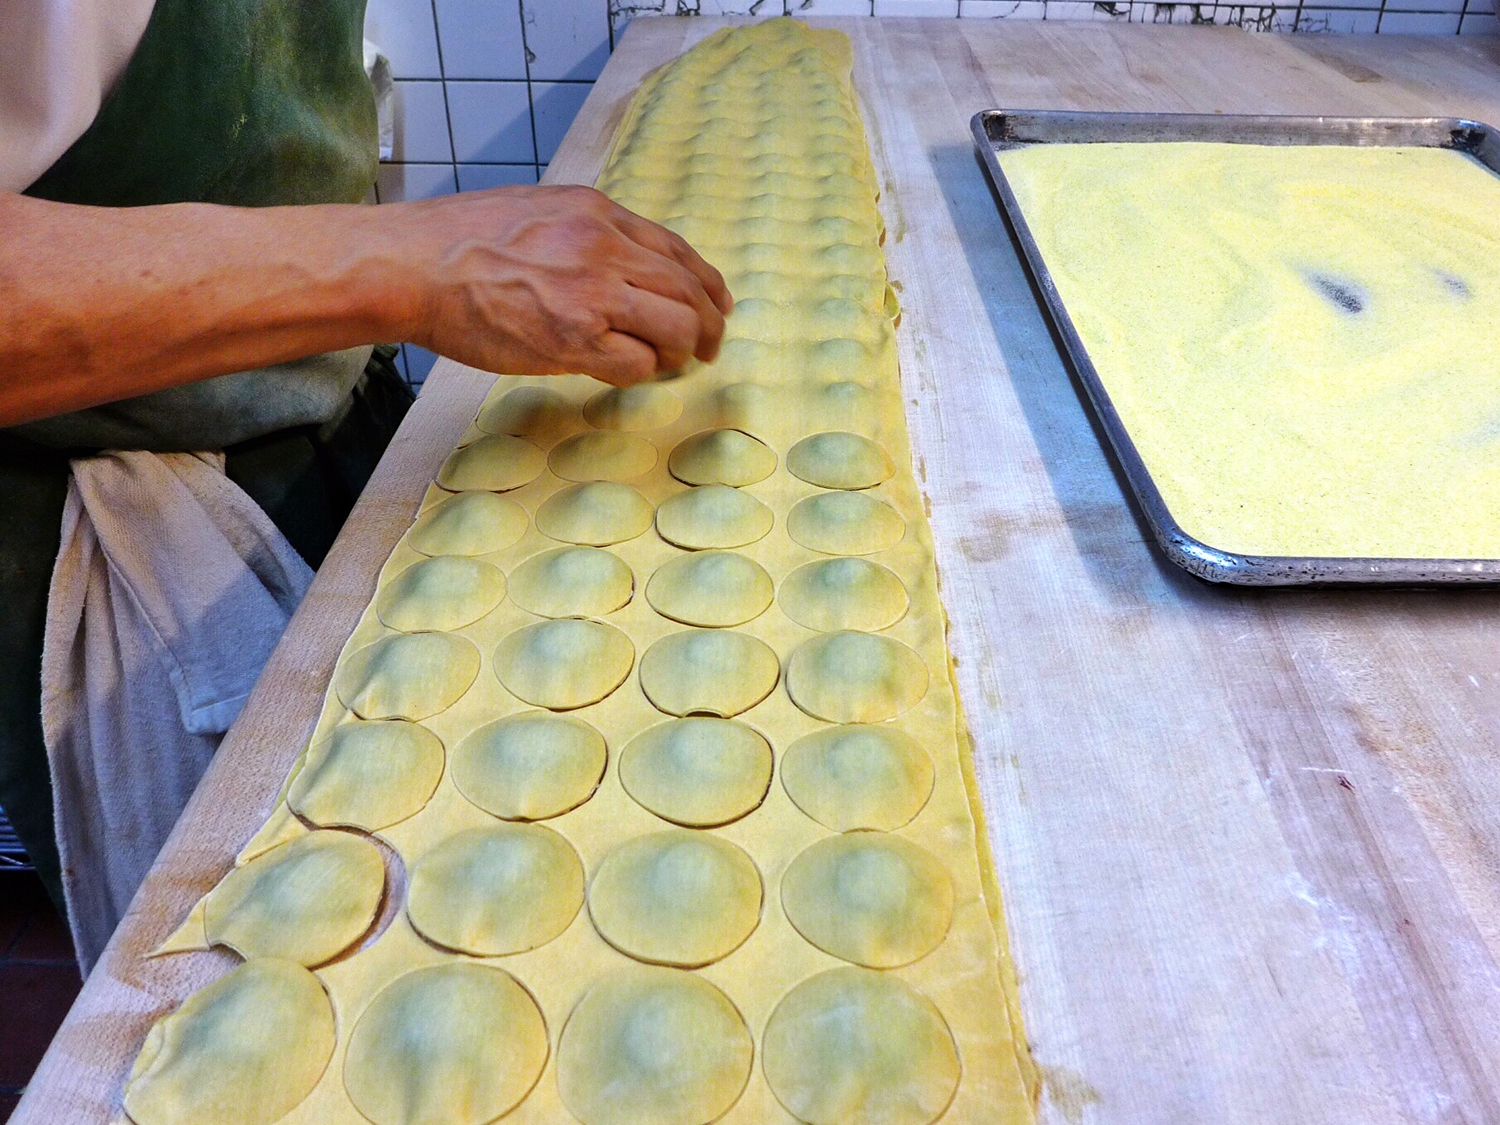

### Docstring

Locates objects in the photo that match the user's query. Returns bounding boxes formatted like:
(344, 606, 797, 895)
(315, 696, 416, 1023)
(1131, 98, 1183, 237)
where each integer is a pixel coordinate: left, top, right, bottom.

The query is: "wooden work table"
(16, 20, 1500, 1125)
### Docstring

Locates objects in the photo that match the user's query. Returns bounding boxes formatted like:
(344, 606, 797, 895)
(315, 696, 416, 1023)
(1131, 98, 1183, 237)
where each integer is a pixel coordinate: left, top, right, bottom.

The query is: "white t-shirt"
(0, 0, 157, 193)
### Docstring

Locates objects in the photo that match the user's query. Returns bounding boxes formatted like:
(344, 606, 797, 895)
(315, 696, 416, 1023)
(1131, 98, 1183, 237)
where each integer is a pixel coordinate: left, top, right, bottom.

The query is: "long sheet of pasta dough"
(127, 20, 1036, 1125)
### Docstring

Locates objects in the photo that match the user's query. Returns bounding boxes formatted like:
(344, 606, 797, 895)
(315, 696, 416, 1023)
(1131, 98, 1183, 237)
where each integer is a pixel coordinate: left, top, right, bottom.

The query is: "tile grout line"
(518, 0, 544, 184)
(428, 0, 461, 192)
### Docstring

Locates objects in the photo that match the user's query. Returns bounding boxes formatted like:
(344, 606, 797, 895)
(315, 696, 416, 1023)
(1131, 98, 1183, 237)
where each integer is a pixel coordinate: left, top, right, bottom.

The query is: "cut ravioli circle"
(656, 484, 773, 550)
(762, 967, 959, 1125)
(508, 546, 632, 619)
(588, 829, 762, 966)
(782, 725, 934, 832)
(376, 556, 506, 632)
(667, 429, 776, 487)
(785, 631, 928, 723)
(584, 383, 683, 431)
(407, 824, 584, 955)
(787, 491, 905, 555)
(557, 966, 753, 1125)
(203, 831, 385, 965)
(639, 630, 779, 717)
(438, 434, 546, 492)
(336, 632, 481, 720)
(408, 491, 528, 557)
(476, 385, 572, 438)
(536, 481, 654, 546)
(452, 712, 606, 820)
(645, 551, 772, 627)
(287, 720, 445, 831)
(620, 719, 772, 827)
(494, 619, 634, 710)
(779, 557, 908, 633)
(786, 431, 894, 490)
(550, 431, 657, 482)
(781, 833, 953, 969)
(125, 959, 334, 1125)
(344, 963, 548, 1125)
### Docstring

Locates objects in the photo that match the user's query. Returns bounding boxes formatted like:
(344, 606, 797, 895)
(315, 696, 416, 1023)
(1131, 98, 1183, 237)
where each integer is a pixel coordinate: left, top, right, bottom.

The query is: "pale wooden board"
(14, 20, 1500, 1125)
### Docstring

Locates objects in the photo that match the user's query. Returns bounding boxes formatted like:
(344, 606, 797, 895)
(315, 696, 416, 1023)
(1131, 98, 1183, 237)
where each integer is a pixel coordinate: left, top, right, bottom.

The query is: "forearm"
(0, 192, 415, 427)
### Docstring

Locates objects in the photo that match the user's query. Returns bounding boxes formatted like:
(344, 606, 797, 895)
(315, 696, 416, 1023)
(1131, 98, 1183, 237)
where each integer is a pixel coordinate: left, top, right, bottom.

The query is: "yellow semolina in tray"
(125, 20, 1037, 1125)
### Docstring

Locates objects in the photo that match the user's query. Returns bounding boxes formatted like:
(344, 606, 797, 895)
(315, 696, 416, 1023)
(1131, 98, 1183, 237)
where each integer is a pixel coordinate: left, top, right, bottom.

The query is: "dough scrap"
(437, 434, 546, 492)
(785, 631, 928, 723)
(336, 632, 481, 721)
(494, 619, 634, 710)
(782, 725, 934, 832)
(781, 832, 954, 968)
(476, 385, 573, 438)
(407, 824, 584, 955)
(408, 491, 528, 557)
(762, 966, 960, 1125)
(588, 829, 762, 966)
(376, 556, 506, 632)
(655, 484, 774, 550)
(508, 546, 633, 619)
(584, 383, 684, 431)
(550, 431, 658, 482)
(287, 720, 445, 831)
(452, 711, 607, 820)
(786, 431, 894, 490)
(779, 557, 908, 632)
(536, 481, 654, 546)
(645, 550, 772, 627)
(203, 831, 385, 966)
(125, 959, 334, 1125)
(639, 629, 780, 717)
(557, 966, 753, 1125)
(343, 963, 548, 1125)
(620, 718, 773, 826)
(667, 428, 777, 487)
(787, 490, 905, 555)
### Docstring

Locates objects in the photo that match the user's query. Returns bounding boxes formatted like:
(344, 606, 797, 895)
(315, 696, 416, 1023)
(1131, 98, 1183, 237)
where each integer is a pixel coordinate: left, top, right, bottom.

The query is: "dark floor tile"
(0, 875, 48, 957)
(0, 963, 81, 1088)
(8, 893, 73, 964)
(1, 1091, 21, 1122)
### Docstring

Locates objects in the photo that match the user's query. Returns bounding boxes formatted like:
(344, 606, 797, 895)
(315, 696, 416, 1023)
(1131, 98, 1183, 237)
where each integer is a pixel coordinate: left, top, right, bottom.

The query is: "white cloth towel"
(42, 451, 312, 974)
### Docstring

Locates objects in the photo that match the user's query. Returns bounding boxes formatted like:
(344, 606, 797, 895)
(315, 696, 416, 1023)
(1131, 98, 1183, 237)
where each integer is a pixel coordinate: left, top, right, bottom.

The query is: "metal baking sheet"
(971, 109, 1500, 585)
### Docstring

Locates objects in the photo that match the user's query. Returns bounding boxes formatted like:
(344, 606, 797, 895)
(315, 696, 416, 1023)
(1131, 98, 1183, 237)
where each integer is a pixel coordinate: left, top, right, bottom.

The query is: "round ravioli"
(452, 712, 606, 820)
(408, 491, 527, 556)
(536, 481, 654, 546)
(336, 632, 480, 720)
(667, 429, 777, 487)
(494, 619, 634, 710)
(786, 432, 894, 490)
(508, 546, 633, 619)
(787, 491, 905, 556)
(709, 381, 775, 433)
(588, 829, 762, 966)
(778, 558, 908, 632)
(407, 824, 584, 955)
(785, 631, 928, 723)
(781, 833, 953, 969)
(550, 431, 657, 482)
(476, 385, 572, 438)
(762, 967, 959, 1125)
(639, 630, 779, 718)
(813, 379, 877, 428)
(203, 831, 385, 965)
(344, 964, 548, 1125)
(781, 725, 934, 832)
(557, 966, 753, 1125)
(287, 720, 445, 831)
(645, 551, 772, 627)
(620, 719, 772, 827)
(125, 959, 334, 1125)
(656, 484, 774, 549)
(376, 557, 505, 632)
(438, 433, 545, 492)
(584, 383, 683, 431)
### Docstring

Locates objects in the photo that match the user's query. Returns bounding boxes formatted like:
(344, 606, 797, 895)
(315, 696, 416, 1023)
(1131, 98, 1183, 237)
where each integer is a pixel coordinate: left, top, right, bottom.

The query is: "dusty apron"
(0, 0, 407, 972)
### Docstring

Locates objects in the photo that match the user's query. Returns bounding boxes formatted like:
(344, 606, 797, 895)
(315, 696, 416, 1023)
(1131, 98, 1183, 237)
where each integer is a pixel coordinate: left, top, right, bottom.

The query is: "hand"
(391, 185, 733, 385)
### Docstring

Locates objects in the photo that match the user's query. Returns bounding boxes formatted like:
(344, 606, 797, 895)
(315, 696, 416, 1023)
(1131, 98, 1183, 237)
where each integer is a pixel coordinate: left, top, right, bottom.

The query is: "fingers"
(607, 285, 703, 373)
(608, 204, 734, 316)
(618, 243, 726, 363)
(582, 331, 660, 387)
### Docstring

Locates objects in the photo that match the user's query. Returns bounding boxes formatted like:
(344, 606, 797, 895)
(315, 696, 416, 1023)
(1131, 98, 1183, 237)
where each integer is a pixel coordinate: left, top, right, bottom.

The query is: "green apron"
(0, 0, 410, 908)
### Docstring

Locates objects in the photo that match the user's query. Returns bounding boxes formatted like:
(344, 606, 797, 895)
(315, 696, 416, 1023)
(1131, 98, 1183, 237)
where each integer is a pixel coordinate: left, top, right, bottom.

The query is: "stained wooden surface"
(15, 20, 1500, 1125)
